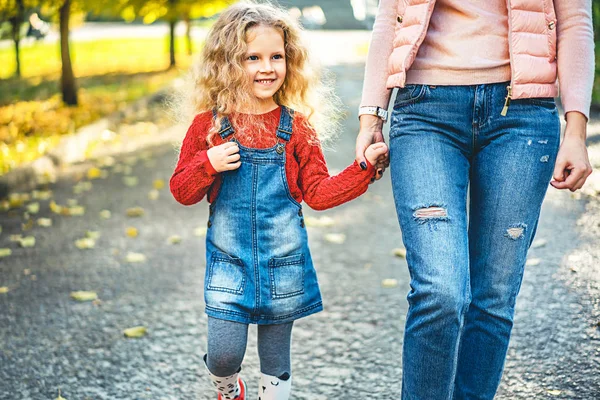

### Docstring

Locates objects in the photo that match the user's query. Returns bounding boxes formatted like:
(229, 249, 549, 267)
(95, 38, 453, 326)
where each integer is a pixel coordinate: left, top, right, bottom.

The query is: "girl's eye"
(272, 54, 284, 60)
(247, 55, 258, 61)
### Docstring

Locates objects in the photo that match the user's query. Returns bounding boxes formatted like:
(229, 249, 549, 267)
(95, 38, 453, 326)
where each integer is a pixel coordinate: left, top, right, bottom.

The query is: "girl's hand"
(365, 142, 389, 173)
(207, 142, 241, 172)
(356, 115, 389, 180)
(550, 112, 593, 192)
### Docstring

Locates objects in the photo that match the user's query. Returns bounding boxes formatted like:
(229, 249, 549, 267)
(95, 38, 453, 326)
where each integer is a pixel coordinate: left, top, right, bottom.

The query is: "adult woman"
(355, 0, 594, 398)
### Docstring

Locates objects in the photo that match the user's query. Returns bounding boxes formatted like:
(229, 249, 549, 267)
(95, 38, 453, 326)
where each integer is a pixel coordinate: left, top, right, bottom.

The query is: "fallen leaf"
(73, 181, 93, 194)
(0, 287, 9, 294)
(55, 389, 66, 400)
(75, 238, 96, 249)
(87, 167, 103, 180)
(21, 218, 34, 231)
(19, 236, 36, 248)
(392, 248, 407, 258)
(532, 239, 547, 249)
(23, 269, 31, 275)
(32, 190, 52, 200)
(67, 199, 78, 207)
(26, 202, 40, 214)
(382, 279, 399, 288)
(167, 235, 182, 245)
(153, 179, 165, 190)
(126, 252, 146, 263)
(10, 234, 23, 242)
(324, 233, 346, 244)
(50, 200, 63, 214)
(126, 227, 138, 238)
(194, 227, 207, 237)
(100, 210, 112, 219)
(70, 291, 98, 302)
(526, 258, 541, 266)
(546, 389, 561, 396)
(86, 231, 101, 239)
(124, 326, 147, 338)
(123, 176, 139, 187)
(305, 216, 336, 228)
(68, 206, 85, 216)
(148, 190, 160, 200)
(37, 218, 53, 227)
(126, 207, 145, 217)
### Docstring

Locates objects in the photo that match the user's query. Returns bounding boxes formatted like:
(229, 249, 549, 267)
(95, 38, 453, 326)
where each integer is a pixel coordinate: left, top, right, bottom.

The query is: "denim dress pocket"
(206, 251, 246, 295)
(269, 253, 305, 299)
(393, 84, 427, 110)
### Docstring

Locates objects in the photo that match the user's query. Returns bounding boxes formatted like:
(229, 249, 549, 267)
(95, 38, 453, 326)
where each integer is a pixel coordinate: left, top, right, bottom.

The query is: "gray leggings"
(206, 316, 293, 379)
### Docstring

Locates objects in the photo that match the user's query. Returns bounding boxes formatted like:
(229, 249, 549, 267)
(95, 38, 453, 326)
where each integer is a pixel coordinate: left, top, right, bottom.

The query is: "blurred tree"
(0, 0, 37, 77)
(123, 0, 233, 68)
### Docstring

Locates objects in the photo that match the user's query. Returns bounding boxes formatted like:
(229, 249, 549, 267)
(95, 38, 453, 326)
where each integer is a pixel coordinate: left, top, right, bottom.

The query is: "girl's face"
(243, 25, 286, 112)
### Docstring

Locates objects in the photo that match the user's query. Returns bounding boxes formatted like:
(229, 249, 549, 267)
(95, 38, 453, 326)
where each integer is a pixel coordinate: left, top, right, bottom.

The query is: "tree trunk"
(169, 19, 176, 68)
(184, 14, 192, 55)
(60, 0, 78, 106)
(9, 0, 25, 78)
(10, 19, 21, 78)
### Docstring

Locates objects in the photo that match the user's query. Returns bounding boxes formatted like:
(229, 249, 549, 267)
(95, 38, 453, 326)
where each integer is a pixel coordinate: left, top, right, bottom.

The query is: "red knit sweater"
(169, 107, 376, 211)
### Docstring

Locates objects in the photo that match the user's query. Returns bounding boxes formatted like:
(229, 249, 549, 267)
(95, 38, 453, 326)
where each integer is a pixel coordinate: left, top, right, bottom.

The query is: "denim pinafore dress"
(204, 106, 323, 325)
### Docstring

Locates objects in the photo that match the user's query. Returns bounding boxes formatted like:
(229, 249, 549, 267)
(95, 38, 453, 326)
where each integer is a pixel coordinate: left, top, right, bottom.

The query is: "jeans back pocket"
(269, 254, 305, 299)
(206, 251, 245, 295)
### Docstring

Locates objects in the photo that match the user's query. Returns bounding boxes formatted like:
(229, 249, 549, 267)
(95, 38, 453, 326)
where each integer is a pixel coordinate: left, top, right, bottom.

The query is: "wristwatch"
(358, 106, 388, 122)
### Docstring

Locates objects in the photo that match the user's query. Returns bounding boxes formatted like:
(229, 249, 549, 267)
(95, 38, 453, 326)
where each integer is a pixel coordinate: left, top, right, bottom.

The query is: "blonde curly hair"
(176, 0, 342, 146)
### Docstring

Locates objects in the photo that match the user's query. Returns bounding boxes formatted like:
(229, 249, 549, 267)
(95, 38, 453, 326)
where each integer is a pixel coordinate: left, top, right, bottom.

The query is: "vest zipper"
(501, 85, 512, 116)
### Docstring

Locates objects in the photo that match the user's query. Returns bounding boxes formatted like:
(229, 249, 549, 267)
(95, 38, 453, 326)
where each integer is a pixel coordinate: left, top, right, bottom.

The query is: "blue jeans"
(389, 82, 560, 400)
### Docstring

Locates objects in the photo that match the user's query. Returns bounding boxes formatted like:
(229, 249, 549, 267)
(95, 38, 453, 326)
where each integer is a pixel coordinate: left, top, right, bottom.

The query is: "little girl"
(169, 2, 387, 399)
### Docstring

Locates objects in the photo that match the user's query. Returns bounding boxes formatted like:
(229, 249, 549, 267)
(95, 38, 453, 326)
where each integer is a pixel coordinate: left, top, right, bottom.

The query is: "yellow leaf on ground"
(87, 167, 103, 180)
(123, 176, 139, 187)
(382, 279, 399, 288)
(19, 236, 36, 248)
(194, 227, 207, 237)
(392, 248, 407, 258)
(126, 227, 138, 237)
(124, 326, 147, 338)
(86, 231, 101, 239)
(126, 207, 145, 217)
(148, 189, 160, 200)
(26, 202, 40, 214)
(37, 218, 53, 227)
(70, 291, 98, 302)
(0, 287, 9, 294)
(167, 235, 182, 245)
(75, 238, 96, 249)
(73, 181, 93, 194)
(10, 234, 22, 242)
(324, 233, 346, 244)
(67, 199, 78, 207)
(547, 390, 562, 396)
(304, 216, 335, 228)
(153, 179, 165, 190)
(126, 252, 146, 263)
(55, 389, 66, 400)
(68, 206, 85, 216)
(526, 258, 541, 266)
(50, 201, 63, 214)
(32, 190, 52, 200)
(100, 210, 112, 219)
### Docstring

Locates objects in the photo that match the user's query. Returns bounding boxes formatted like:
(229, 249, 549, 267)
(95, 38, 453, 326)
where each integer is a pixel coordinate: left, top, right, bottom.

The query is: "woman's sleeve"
(169, 117, 219, 206)
(555, 0, 595, 120)
(295, 124, 376, 211)
(359, 0, 398, 110)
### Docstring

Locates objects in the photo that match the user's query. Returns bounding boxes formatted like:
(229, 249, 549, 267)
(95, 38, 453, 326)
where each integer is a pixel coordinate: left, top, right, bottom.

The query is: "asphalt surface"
(1, 62, 600, 399)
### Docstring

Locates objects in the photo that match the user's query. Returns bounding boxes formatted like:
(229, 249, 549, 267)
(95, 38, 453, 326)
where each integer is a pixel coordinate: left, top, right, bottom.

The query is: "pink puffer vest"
(388, 0, 559, 100)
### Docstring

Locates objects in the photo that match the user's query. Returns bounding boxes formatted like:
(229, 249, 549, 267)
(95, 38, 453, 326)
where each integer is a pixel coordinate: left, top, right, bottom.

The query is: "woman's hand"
(550, 111, 593, 192)
(356, 114, 389, 180)
(365, 142, 389, 170)
(207, 142, 241, 173)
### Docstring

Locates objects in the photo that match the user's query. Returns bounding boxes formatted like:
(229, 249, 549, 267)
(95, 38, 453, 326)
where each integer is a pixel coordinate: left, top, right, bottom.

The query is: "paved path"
(1, 33, 600, 400)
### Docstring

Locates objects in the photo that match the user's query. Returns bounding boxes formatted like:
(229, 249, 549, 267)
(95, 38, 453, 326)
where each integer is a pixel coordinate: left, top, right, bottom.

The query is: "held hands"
(207, 142, 241, 173)
(356, 114, 390, 181)
(550, 112, 593, 192)
(365, 142, 389, 171)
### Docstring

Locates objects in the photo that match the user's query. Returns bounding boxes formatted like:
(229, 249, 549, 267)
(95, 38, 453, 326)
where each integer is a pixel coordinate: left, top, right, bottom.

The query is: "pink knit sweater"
(361, 0, 595, 119)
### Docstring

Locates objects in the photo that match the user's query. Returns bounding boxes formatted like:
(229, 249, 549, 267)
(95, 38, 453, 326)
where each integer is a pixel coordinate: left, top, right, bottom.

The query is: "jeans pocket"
(206, 251, 245, 295)
(393, 84, 426, 109)
(269, 254, 305, 299)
